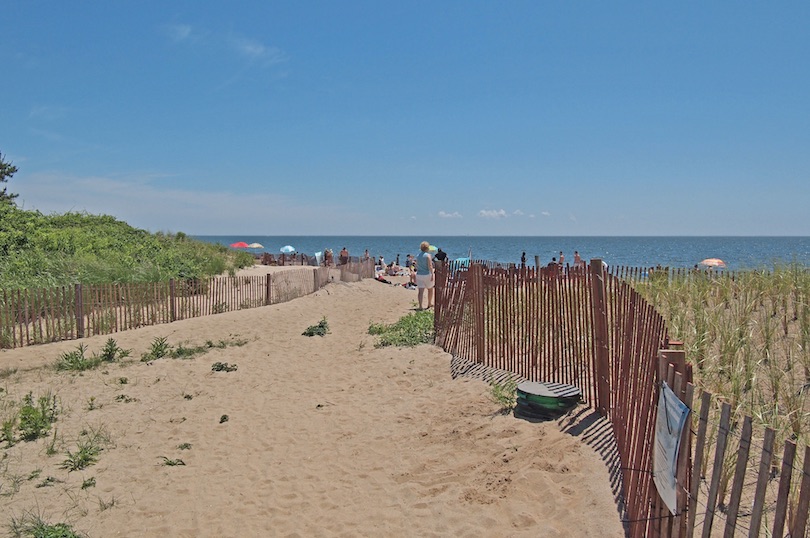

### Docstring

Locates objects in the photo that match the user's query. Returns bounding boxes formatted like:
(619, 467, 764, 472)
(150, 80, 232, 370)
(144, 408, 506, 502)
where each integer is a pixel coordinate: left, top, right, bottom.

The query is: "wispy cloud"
(29, 105, 68, 121)
(230, 36, 288, 66)
(438, 210, 462, 218)
(16, 172, 332, 234)
(513, 209, 524, 216)
(478, 209, 507, 219)
(163, 24, 193, 42)
(541, 211, 551, 217)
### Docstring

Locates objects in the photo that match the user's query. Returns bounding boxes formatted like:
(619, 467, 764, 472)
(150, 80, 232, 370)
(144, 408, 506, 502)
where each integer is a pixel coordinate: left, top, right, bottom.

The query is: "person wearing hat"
(415, 241, 435, 310)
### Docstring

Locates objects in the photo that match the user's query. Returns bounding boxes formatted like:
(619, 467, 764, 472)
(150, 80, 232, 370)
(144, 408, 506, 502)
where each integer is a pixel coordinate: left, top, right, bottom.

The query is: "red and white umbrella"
(230, 241, 249, 248)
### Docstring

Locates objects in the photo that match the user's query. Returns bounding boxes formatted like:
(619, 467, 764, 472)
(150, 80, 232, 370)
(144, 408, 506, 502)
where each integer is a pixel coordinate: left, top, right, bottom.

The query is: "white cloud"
(513, 209, 524, 216)
(569, 213, 578, 223)
(438, 211, 462, 218)
(478, 209, 507, 219)
(541, 211, 551, 217)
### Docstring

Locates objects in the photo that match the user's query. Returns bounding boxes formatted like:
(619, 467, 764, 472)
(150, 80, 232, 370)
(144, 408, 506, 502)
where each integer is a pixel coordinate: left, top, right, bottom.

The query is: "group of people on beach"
(521, 250, 587, 273)
(372, 242, 447, 310)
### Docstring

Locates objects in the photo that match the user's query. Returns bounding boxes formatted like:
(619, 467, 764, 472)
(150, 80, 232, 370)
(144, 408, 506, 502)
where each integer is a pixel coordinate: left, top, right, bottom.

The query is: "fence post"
(267, 273, 273, 305)
(169, 279, 176, 322)
(74, 283, 84, 339)
(471, 264, 486, 365)
(589, 259, 610, 417)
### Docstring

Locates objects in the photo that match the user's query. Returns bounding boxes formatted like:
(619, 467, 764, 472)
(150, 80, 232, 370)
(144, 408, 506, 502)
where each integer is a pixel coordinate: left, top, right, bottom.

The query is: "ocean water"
(193, 236, 810, 272)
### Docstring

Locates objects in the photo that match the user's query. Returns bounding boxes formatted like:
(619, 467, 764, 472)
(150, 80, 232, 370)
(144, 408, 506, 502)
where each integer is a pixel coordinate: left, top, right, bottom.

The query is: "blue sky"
(2, 2, 809, 236)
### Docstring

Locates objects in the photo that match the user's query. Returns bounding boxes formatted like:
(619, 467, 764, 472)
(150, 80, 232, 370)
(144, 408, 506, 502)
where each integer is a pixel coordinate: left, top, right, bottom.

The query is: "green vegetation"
(55, 340, 130, 371)
(489, 379, 518, 413)
(141, 336, 171, 361)
(0, 202, 253, 291)
(368, 310, 435, 347)
(161, 456, 186, 466)
(15, 392, 58, 442)
(302, 317, 329, 337)
(141, 336, 248, 362)
(0, 155, 253, 289)
(211, 362, 238, 372)
(634, 264, 810, 448)
(60, 427, 111, 472)
(8, 510, 85, 538)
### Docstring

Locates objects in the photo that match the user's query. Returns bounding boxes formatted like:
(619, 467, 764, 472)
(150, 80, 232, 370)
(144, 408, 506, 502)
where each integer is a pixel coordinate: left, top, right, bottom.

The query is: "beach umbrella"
(247, 243, 264, 249)
(428, 245, 438, 253)
(700, 258, 726, 268)
(230, 241, 249, 248)
(280, 245, 295, 253)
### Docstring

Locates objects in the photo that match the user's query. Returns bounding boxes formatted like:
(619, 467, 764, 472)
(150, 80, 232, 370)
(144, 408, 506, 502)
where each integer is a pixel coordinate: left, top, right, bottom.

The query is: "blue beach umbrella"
(280, 245, 295, 254)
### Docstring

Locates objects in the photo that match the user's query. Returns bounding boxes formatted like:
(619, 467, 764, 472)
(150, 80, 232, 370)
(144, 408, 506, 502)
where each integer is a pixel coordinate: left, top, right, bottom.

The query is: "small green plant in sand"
(80, 477, 96, 490)
(98, 338, 131, 362)
(2, 416, 17, 447)
(54, 344, 98, 371)
(142, 336, 248, 362)
(55, 340, 130, 371)
(8, 510, 85, 538)
(86, 397, 101, 411)
(18, 392, 58, 441)
(34, 476, 61, 488)
(178, 442, 192, 450)
(60, 427, 110, 472)
(141, 336, 171, 362)
(211, 362, 237, 372)
(302, 317, 330, 337)
(489, 379, 518, 413)
(45, 428, 60, 456)
(367, 310, 434, 347)
(161, 456, 186, 466)
(219, 414, 229, 423)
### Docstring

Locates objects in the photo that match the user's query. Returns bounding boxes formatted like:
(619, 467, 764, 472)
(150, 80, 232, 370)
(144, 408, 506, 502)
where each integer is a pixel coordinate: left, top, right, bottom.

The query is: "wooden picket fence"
(0, 261, 375, 349)
(434, 260, 810, 537)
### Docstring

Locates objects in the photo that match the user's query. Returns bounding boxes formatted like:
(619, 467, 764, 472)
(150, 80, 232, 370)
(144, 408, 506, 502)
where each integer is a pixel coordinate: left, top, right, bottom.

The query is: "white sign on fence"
(653, 381, 690, 515)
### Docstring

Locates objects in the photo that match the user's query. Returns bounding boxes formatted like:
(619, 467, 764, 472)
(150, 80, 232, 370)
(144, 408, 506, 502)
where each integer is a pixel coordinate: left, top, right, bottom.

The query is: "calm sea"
(193, 236, 810, 272)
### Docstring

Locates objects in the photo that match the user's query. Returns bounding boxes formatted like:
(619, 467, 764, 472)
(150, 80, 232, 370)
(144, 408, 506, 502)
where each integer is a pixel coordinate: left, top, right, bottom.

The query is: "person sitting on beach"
(339, 247, 349, 266)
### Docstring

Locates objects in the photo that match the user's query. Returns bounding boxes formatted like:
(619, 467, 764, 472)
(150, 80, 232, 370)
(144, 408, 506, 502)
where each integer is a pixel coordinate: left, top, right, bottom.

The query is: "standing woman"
(415, 241, 435, 310)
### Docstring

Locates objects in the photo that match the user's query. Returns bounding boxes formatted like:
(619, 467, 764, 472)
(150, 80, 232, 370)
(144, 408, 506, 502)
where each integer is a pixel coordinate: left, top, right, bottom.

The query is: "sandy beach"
(0, 265, 625, 537)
